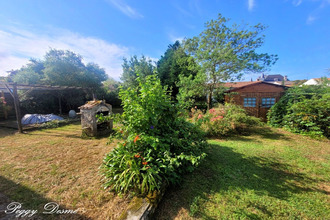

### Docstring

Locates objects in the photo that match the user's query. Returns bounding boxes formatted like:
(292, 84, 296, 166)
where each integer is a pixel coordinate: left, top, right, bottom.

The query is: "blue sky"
(0, 0, 329, 81)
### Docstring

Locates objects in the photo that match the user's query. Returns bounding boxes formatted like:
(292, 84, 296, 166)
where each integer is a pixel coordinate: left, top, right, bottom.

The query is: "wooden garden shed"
(224, 81, 288, 121)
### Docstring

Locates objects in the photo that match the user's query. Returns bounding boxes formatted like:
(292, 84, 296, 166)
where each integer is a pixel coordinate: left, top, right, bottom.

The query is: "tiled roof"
(223, 81, 259, 88)
(222, 81, 288, 91)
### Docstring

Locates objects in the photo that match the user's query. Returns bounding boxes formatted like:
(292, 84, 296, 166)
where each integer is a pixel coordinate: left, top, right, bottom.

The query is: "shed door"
(259, 97, 276, 121)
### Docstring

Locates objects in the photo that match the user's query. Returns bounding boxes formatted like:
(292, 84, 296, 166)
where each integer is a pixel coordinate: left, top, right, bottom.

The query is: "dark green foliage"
(43, 49, 107, 90)
(98, 77, 122, 107)
(268, 84, 330, 138)
(157, 41, 198, 100)
(283, 94, 330, 138)
(9, 49, 109, 114)
(120, 55, 155, 89)
(101, 75, 207, 195)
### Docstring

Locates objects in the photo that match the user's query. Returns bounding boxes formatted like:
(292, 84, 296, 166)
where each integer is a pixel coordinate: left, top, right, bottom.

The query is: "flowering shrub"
(191, 104, 262, 136)
(101, 75, 207, 195)
(0, 97, 10, 118)
(0, 97, 6, 105)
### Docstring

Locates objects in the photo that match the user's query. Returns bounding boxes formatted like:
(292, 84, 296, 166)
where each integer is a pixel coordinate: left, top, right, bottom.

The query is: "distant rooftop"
(257, 74, 288, 82)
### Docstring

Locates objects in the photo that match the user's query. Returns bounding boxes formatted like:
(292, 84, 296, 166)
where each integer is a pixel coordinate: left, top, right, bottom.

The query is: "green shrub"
(268, 85, 330, 138)
(191, 103, 262, 137)
(101, 75, 207, 195)
(282, 94, 330, 138)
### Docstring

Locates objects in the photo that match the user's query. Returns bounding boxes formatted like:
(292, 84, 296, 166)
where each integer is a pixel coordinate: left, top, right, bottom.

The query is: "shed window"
(243, 97, 256, 107)
(261, 97, 275, 107)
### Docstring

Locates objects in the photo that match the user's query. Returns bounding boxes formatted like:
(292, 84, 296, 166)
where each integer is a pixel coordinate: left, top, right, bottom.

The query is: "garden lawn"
(155, 127, 330, 219)
(0, 123, 130, 219)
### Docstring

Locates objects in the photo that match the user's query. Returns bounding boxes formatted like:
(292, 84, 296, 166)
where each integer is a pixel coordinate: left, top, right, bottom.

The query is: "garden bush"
(282, 93, 330, 138)
(268, 84, 330, 138)
(101, 75, 207, 195)
(191, 103, 262, 137)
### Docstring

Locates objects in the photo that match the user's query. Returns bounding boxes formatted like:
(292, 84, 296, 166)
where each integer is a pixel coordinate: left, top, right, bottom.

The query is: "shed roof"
(223, 81, 257, 88)
(79, 100, 111, 110)
(224, 81, 288, 92)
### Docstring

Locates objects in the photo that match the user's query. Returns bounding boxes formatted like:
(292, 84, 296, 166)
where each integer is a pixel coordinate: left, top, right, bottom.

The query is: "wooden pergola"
(0, 81, 86, 133)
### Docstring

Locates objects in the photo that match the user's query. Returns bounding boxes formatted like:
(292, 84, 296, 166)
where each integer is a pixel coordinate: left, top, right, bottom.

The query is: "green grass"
(155, 127, 330, 219)
(0, 123, 130, 219)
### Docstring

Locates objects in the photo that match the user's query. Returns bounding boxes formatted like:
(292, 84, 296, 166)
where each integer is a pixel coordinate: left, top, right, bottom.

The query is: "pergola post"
(58, 93, 62, 115)
(4, 83, 22, 133)
(0, 82, 86, 133)
(1, 90, 8, 119)
(13, 83, 23, 133)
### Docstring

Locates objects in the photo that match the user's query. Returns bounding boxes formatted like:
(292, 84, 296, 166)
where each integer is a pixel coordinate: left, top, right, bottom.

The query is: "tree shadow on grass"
(154, 143, 327, 219)
(0, 176, 91, 219)
(211, 126, 291, 143)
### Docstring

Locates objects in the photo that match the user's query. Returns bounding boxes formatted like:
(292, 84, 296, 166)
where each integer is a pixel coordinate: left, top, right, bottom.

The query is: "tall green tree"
(121, 55, 155, 88)
(157, 41, 198, 100)
(43, 49, 107, 90)
(11, 59, 44, 84)
(10, 49, 108, 113)
(181, 14, 278, 109)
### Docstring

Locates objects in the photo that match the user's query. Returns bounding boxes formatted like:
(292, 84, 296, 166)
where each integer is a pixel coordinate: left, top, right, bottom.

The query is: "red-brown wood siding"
(225, 83, 286, 121)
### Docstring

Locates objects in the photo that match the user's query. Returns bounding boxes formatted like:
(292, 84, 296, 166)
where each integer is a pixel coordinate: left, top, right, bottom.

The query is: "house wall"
(225, 83, 286, 121)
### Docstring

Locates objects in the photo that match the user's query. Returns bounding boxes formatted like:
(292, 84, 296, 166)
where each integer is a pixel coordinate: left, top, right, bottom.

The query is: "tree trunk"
(207, 90, 212, 110)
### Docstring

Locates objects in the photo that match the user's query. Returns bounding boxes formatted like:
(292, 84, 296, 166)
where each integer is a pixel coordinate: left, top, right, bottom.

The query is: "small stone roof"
(79, 100, 111, 110)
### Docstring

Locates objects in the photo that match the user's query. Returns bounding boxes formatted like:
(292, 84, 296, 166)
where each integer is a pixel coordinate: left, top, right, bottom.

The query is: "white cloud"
(0, 26, 129, 80)
(248, 0, 255, 11)
(105, 0, 143, 19)
(306, 15, 317, 24)
(168, 33, 184, 43)
(292, 0, 303, 6)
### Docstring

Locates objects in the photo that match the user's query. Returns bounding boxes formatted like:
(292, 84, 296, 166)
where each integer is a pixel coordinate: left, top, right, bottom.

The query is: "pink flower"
(197, 114, 203, 119)
(211, 116, 223, 121)
(209, 109, 216, 114)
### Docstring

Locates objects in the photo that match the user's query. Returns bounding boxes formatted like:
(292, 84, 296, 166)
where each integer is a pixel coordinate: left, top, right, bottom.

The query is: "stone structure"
(79, 100, 113, 137)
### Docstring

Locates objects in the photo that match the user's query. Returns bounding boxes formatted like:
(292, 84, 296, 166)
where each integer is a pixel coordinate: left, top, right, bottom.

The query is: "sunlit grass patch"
(0, 123, 129, 219)
(155, 127, 330, 219)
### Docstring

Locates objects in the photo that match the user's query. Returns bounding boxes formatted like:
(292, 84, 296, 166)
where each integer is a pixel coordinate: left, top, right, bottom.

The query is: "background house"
(224, 81, 287, 121)
(257, 74, 288, 82)
(302, 78, 330, 86)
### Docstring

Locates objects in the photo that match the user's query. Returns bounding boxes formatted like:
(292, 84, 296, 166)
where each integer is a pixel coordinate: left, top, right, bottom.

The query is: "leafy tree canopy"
(180, 14, 278, 109)
(121, 55, 155, 88)
(43, 49, 107, 90)
(9, 49, 109, 114)
(157, 41, 198, 100)
(11, 49, 108, 91)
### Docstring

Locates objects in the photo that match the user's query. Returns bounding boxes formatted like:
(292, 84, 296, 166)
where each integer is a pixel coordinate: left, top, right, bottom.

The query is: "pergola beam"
(0, 81, 85, 133)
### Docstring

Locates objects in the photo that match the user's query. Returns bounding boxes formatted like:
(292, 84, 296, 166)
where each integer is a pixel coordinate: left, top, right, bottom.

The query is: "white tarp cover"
(21, 114, 64, 125)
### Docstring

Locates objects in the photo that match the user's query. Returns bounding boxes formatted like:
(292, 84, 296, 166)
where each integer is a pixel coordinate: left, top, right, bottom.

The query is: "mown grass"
(0, 122, 130, 219)
(155, 127, 330, 219)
